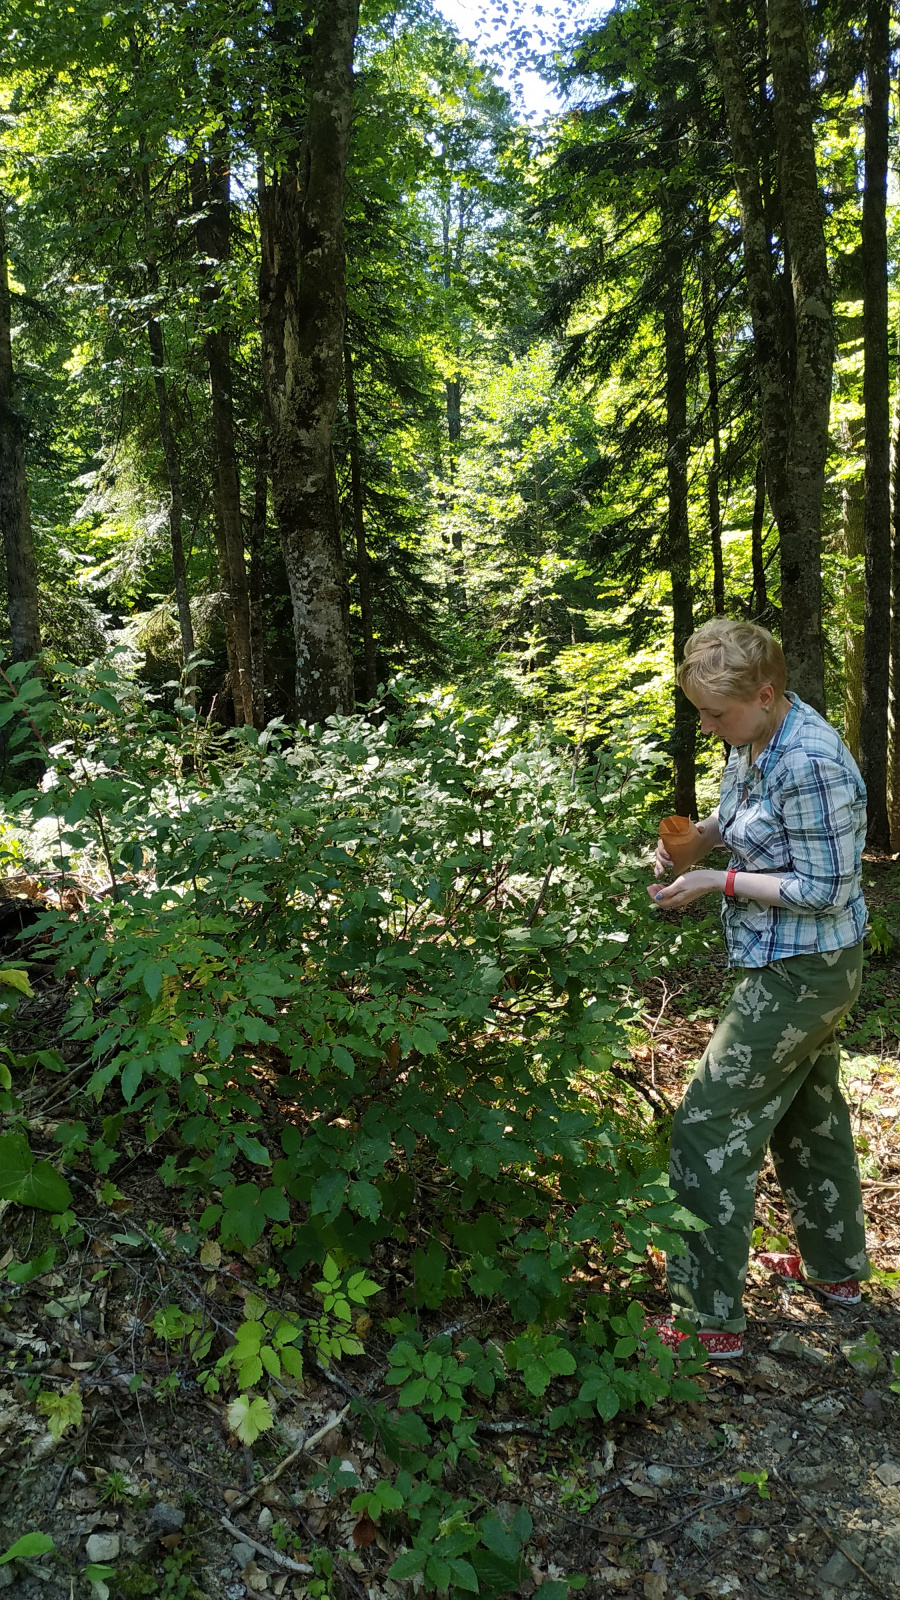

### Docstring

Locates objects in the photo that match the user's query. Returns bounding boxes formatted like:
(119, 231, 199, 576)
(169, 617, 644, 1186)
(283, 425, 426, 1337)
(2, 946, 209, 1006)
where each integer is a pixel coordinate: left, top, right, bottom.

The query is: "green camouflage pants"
(667, 943, 868, 1333)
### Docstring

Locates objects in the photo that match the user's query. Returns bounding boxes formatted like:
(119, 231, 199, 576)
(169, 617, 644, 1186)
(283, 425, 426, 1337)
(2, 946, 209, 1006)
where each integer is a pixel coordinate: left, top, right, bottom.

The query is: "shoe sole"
(769, 1272, 861, 1305)
(649, 1339, 745, 1361)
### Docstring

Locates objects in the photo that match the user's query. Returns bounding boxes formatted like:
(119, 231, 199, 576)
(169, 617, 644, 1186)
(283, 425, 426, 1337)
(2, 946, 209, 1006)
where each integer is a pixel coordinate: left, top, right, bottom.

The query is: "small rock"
(231, 1542, 255, 1569)
(149, 1502, 185, 1534)
(789, 1464, 841, 1491)
(29, 1429, 57, 1461)
(646, 1464, 674, 1488)
(770, 1330, 826, 1366)
(0, 1566, 13, 1590)
(804, 1396, 845, 1421)
(684, 1515, 730, 1550)
(817, 1548, 857, 1588)
(85, 1533, 121, 1563)
(257, 1506, 273, 1532)
(746, 1529, 770, 1551)
(587, 1440, 616, 1478)
(224, 1587, 247, 1600)
(860, 1388, 885, 1424)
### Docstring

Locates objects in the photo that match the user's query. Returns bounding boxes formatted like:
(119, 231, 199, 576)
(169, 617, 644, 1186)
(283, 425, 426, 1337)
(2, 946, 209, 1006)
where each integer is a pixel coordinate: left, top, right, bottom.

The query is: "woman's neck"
(750, 694, 791, 762)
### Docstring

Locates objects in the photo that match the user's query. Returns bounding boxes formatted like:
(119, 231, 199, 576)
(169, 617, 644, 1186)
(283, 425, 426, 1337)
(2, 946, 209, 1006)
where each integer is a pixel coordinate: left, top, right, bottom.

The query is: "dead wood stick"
(220, 1515, 313, 1574)
(225, 1404, 351, 1515)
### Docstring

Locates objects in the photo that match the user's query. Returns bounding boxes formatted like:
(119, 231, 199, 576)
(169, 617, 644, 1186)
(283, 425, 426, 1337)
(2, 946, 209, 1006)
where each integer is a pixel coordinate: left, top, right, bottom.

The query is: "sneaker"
(645, 1314, 744, 1359)
(754, 1251, 861, 1305)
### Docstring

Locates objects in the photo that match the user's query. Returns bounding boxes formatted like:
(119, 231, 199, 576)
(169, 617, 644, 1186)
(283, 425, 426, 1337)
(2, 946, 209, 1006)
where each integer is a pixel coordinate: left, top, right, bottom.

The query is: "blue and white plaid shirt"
(718, 693, 867, 968)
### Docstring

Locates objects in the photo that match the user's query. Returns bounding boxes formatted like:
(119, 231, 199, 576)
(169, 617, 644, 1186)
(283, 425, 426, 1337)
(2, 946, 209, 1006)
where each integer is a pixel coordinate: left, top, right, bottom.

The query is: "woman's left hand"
(647, 870, 723, 909)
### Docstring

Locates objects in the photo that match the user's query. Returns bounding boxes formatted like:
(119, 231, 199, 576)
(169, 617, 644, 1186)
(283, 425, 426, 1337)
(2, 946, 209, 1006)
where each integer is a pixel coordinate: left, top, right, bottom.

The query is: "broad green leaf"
(19, 1161, 73, 1214)
(0, 1133, 33, 1200)
(38, 1385, 84, 1441)
(0, 1533, 55, 1564)
(6, 1246, 57, 1284)
(388, 1550, 427, 1580)
(0, 969, 33, 998)
(227, 1394, 274, 1445)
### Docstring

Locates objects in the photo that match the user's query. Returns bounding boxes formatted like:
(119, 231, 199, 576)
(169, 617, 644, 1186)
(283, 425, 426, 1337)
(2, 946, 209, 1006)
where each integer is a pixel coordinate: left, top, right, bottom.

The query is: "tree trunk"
(137, 153, 194, 681)
(767, 0, 831, 712)
(750, 456, 768, 621)
(249, 429, 268, 730)
(0, 197, 40, 663)
(661, 170, 696, 816)
(145, 317, 195, 677)
(707, 0, 830, 712)
(211, 493, 238, 723)
(858, 0, 891, 845)
(842, 424, 865, 763)
(702, 260, 725, 615)
(192, 150, 254, 726)
(884, 68, 900, 849)
(259, 0, 358, 723)
(344, 341, 377, 699)
(445, 378, 461, 444)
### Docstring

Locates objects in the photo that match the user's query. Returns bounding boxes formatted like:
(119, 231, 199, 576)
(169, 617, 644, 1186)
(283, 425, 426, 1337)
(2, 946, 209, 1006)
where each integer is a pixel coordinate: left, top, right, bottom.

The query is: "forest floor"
(0, 862, 899, 1600)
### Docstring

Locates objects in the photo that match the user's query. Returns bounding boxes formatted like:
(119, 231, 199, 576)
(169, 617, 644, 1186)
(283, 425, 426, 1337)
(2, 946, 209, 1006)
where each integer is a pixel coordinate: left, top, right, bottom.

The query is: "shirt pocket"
(728, 794, 791, 870)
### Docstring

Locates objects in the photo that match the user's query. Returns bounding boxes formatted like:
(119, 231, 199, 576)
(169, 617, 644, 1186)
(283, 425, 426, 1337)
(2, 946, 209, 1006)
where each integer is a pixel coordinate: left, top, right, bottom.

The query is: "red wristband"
(724, 868, 738, 898)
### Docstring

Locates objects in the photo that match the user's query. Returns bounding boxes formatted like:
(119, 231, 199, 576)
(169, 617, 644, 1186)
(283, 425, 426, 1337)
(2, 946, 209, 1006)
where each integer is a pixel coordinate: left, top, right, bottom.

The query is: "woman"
(647, 618, 869, 1359)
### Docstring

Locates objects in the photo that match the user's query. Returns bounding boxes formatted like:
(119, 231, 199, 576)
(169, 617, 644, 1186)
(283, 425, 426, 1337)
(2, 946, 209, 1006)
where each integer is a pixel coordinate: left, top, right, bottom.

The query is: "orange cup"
(658, 814, 702, 875)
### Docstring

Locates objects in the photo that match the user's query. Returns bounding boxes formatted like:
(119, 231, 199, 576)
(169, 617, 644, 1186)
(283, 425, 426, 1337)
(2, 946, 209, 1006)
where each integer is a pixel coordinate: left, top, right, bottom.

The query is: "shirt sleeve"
(775, 754, 865, 913)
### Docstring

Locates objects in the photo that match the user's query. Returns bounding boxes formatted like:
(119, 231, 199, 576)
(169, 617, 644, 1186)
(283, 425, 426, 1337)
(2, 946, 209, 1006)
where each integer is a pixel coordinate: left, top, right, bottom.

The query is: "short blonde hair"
(677, 619, 787, 700)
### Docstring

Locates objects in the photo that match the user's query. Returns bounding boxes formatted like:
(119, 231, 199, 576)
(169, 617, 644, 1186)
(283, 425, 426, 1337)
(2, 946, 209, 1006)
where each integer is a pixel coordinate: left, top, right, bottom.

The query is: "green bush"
(1, 659, 706, 1597)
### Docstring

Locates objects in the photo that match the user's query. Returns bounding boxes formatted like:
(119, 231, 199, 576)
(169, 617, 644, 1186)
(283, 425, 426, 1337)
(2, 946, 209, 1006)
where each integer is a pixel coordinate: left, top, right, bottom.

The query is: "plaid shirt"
(718, 694, 867, 968)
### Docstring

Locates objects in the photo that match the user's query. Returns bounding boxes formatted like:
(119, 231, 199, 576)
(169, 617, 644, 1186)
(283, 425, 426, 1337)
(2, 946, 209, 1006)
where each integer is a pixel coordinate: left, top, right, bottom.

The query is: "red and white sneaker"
(645, 1314, 744, 1360)
(755, 1251, 861, 1305)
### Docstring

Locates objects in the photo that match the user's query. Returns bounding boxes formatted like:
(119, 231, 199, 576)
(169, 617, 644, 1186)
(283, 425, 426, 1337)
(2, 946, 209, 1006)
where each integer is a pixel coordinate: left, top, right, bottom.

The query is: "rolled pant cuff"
(801, 1262, 871, 1286)
(669, 1303, 747, 1335)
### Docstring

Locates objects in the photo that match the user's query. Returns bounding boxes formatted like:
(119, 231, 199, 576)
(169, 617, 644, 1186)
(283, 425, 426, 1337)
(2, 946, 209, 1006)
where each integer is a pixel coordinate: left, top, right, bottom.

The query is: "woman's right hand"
(654, 840, 673, 877)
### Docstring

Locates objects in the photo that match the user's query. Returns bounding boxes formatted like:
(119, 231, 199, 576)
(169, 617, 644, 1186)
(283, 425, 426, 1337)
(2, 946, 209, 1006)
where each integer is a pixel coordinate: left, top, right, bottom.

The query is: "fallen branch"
(475, 1419, 550, 1437)
(225, 1405, 351, 1515)
(220, 1515, 313, 1575)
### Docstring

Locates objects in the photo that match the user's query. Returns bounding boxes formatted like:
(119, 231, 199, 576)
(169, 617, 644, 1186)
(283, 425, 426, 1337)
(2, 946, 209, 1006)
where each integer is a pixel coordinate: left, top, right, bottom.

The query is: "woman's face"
(682, 684, 776, 748)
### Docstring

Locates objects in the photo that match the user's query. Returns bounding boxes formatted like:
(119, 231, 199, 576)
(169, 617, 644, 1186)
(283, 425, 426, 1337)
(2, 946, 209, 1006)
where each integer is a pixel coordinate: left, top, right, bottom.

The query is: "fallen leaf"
(243, 1560, 269, 1592)
(622, 1479, 657, 1500)
(353, 1512, 377, 1549)
(159, 1534, 182, 1552)
(200, 1240, 222, 1269)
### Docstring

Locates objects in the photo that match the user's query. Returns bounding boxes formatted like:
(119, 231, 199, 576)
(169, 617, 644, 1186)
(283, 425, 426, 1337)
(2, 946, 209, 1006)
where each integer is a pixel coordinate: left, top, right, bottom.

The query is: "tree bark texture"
(145, 316, 195, 677)
(702, 263, 725, 615)
(192, 150, 254, 727)
(137, 153, 194, 680)
(841, 422, 865, 764)
(344, 341, 377, 699)
(0, 199, 41, 663)
(707, 0, 831, 711)
(750, 455, 768, 621)
(858, 0, 891, 845)
(249, 429, 268, 730)
(259, 0, 358, 724)
(889, 333, 900, 848)
(211, 494, 238, 723)
(661, 188, 696, 817)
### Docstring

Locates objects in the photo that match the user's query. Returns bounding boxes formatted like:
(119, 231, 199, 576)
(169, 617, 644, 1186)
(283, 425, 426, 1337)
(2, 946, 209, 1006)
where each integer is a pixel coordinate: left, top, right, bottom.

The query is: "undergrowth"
(0, 658, 717, 1599)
